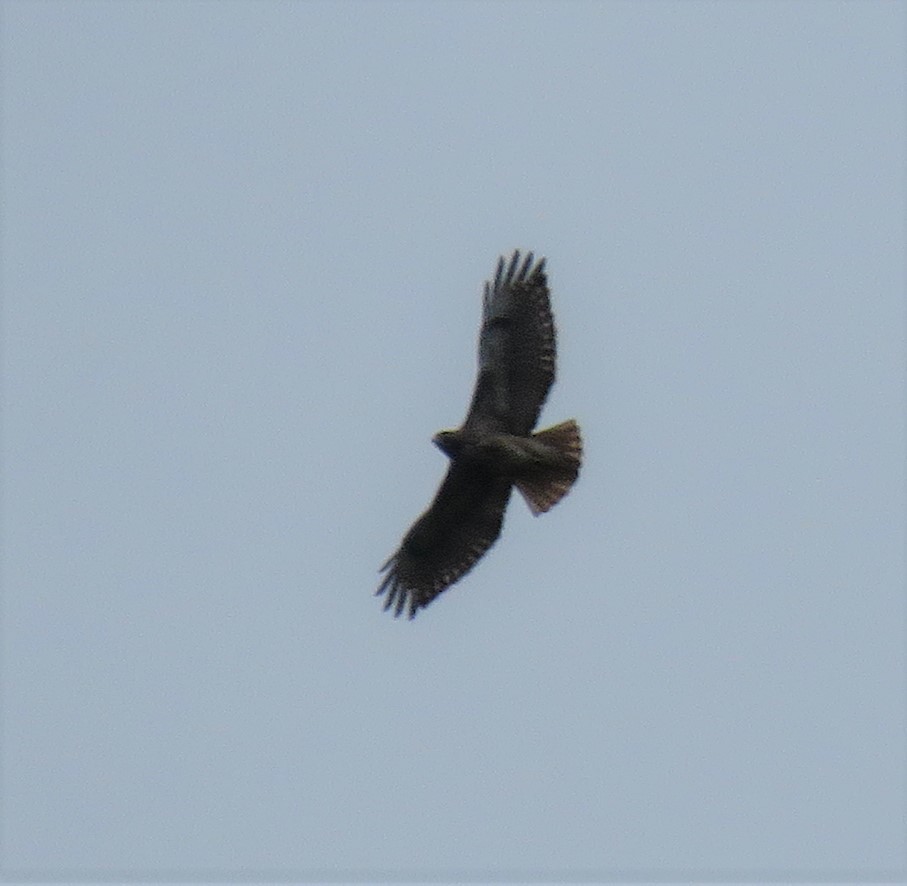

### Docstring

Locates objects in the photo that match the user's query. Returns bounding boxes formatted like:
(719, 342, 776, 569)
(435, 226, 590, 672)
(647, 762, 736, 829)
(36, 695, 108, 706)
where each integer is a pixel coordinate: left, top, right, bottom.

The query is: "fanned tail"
(515, 419, 583, 516)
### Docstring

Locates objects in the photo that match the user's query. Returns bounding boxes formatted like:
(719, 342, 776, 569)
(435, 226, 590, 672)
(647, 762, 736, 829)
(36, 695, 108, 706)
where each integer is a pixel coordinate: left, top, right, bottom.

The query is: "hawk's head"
(432, 429, 463, 459)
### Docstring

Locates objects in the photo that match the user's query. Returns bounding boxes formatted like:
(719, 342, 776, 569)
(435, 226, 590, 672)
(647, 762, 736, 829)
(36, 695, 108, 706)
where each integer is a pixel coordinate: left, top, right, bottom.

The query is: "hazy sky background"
(2, 1, 905, 882)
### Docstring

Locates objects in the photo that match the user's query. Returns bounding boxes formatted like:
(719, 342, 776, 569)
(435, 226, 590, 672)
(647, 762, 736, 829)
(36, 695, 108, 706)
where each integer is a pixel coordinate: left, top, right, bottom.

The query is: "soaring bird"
(377, 251, 582, 618)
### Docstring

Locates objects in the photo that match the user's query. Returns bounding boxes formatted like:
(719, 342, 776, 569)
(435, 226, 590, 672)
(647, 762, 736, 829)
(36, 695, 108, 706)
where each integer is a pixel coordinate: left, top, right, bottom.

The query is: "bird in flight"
(377, 251, 582, 618)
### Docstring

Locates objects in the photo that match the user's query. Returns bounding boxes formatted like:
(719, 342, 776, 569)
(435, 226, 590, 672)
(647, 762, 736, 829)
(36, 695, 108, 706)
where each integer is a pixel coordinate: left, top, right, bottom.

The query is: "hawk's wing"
(377, 463, 512, 618)
(462, 251, 556, 436)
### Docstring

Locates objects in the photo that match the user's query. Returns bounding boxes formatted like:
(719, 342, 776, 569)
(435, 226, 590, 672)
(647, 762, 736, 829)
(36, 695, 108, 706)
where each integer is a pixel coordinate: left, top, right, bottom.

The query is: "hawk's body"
(377, 251, 582, 618)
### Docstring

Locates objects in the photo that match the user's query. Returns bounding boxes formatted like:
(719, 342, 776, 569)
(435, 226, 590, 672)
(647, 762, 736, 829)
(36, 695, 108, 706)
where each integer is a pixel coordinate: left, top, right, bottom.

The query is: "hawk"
(377, 251, 582, 618)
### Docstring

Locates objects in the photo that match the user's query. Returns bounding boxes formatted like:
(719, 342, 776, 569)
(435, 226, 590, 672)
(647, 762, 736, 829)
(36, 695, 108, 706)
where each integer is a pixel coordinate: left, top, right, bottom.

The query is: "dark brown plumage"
(377, 251, 582, 618)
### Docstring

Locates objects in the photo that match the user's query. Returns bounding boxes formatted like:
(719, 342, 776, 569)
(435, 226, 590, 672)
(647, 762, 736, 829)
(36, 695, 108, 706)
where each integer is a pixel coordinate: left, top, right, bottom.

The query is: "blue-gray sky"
(2, 1, 905, 882)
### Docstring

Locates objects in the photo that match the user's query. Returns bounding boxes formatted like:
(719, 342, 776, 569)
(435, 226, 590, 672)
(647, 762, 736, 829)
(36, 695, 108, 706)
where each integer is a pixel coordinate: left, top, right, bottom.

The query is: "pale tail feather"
(515, 419, 582, 516)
